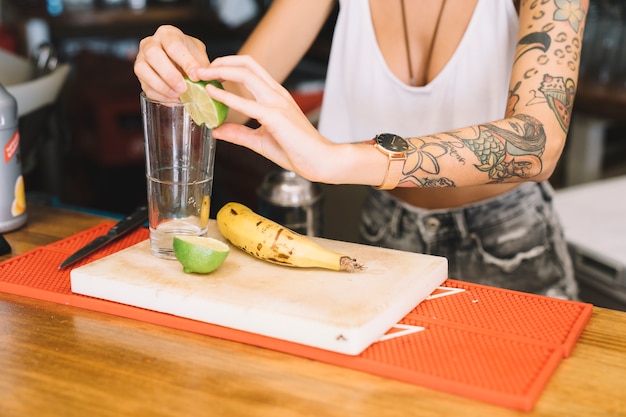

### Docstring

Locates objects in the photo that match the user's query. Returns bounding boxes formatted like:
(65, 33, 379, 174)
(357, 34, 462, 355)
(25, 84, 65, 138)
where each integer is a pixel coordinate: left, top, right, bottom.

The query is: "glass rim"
(140, 91, 190, 105)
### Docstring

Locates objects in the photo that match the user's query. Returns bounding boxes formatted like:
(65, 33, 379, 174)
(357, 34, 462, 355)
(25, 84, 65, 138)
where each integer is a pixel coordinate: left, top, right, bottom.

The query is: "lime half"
(179, 78, 229, 128)
(173, 235, 230, 274)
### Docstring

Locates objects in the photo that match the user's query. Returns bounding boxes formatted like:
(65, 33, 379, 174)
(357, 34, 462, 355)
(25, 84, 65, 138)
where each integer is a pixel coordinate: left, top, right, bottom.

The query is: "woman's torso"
(317, 0, 520, 208)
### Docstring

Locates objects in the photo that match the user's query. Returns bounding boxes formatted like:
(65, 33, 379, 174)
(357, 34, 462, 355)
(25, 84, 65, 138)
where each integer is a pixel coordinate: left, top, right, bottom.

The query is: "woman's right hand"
(134, 25, 211, 102)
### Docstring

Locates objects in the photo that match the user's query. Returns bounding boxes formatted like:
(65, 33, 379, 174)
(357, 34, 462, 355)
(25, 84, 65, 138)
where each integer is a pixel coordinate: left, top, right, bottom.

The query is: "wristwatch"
(372, 133, 410, 190)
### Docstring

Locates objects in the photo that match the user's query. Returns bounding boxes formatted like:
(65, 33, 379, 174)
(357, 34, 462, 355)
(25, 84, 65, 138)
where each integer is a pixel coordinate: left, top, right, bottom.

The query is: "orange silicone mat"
(0, 223, 593, 411)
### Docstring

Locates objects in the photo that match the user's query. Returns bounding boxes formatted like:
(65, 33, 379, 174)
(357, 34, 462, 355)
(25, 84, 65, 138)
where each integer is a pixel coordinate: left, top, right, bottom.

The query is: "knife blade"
(59, 206, 148, 269)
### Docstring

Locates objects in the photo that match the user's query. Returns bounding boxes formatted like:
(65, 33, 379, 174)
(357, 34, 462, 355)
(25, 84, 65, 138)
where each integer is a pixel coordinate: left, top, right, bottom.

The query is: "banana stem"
(340, 256, 365, 273)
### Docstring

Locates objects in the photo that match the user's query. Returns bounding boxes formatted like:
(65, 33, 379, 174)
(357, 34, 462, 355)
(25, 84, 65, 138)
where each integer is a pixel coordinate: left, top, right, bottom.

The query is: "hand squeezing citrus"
(173, 235, 230, 274)
(179, 78, 229, 128)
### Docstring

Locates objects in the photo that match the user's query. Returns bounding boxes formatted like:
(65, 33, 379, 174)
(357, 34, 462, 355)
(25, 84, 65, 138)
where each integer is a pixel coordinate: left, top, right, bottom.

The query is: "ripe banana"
(216, 202, 364, 272)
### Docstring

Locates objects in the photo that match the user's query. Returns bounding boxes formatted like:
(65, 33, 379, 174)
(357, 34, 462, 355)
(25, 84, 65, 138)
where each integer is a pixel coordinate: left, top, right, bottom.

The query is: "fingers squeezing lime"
(173, 235, 230, 274)
(179, 78, 229, 128)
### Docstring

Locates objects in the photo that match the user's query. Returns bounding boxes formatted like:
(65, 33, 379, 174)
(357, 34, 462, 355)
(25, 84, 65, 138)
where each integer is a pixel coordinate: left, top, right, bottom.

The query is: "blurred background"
(1, 0, 625, 307)
(0, 0, 624, 215)
(0, 0, 335, 217)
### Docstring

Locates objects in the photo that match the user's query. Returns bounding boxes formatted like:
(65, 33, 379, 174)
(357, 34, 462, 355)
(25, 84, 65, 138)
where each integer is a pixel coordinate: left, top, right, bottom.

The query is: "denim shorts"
(359, 182, 578, 300)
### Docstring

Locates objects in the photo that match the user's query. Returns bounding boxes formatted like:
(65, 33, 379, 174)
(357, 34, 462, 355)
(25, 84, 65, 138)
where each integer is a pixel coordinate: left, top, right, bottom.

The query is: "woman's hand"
(134, 25, 211, 102)
(199, 55, 346, 182)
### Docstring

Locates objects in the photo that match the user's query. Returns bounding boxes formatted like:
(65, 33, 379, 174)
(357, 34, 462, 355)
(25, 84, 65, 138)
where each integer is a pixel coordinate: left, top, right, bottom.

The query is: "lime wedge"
(179, 78, 229, 128)
(173, 235, 230, 274)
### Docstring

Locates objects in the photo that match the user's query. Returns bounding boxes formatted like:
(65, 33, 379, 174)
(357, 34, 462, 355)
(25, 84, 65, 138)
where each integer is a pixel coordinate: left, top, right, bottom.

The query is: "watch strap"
(374, 151, 405, 190)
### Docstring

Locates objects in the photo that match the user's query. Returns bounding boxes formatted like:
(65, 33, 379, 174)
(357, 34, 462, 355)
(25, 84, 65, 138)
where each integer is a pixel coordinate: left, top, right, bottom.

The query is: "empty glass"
(141, 93, 216, 259)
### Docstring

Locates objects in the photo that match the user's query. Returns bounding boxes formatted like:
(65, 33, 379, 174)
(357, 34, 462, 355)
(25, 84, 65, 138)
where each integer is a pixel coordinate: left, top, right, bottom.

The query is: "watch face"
(376, 133, 409, 152)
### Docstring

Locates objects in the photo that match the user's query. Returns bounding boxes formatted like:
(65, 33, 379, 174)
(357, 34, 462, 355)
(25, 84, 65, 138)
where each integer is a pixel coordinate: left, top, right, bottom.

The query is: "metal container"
(0, 83, 27, 232)
(257, 169, 323, 236)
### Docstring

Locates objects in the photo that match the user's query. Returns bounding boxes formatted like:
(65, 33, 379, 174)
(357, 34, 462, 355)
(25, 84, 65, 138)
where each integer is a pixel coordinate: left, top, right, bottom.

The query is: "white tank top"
(317, 0, 519, 143)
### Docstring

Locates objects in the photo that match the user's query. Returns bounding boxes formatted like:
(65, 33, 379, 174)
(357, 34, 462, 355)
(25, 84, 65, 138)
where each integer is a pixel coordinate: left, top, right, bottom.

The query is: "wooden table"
(1, 205, 625, 417)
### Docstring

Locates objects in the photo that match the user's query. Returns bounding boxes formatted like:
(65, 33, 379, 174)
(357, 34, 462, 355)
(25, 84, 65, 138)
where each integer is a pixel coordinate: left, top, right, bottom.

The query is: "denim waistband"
(368, 181, 555, 240)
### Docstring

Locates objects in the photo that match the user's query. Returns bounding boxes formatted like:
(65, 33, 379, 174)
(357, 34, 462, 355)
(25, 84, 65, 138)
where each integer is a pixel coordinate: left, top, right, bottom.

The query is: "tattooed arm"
(194, 0, 587, 188)
(397, 0, 588, 188)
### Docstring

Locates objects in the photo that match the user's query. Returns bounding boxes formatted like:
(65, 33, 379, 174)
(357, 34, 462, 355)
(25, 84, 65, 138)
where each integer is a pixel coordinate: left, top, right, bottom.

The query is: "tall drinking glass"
(141, 93, 216, 259)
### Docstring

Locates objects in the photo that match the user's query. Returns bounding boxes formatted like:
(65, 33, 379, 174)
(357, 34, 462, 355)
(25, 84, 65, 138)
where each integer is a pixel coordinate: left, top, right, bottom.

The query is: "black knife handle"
(107, 206, 148, 238)
(0, 233, 11, 256)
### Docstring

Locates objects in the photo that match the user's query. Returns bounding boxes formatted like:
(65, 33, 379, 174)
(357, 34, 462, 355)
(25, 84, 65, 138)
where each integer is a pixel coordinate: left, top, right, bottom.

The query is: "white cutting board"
(70, 221, 448, 355)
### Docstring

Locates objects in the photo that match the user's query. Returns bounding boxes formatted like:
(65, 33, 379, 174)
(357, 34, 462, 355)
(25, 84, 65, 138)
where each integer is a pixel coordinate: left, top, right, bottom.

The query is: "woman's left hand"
(197, 55, 338, 182)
